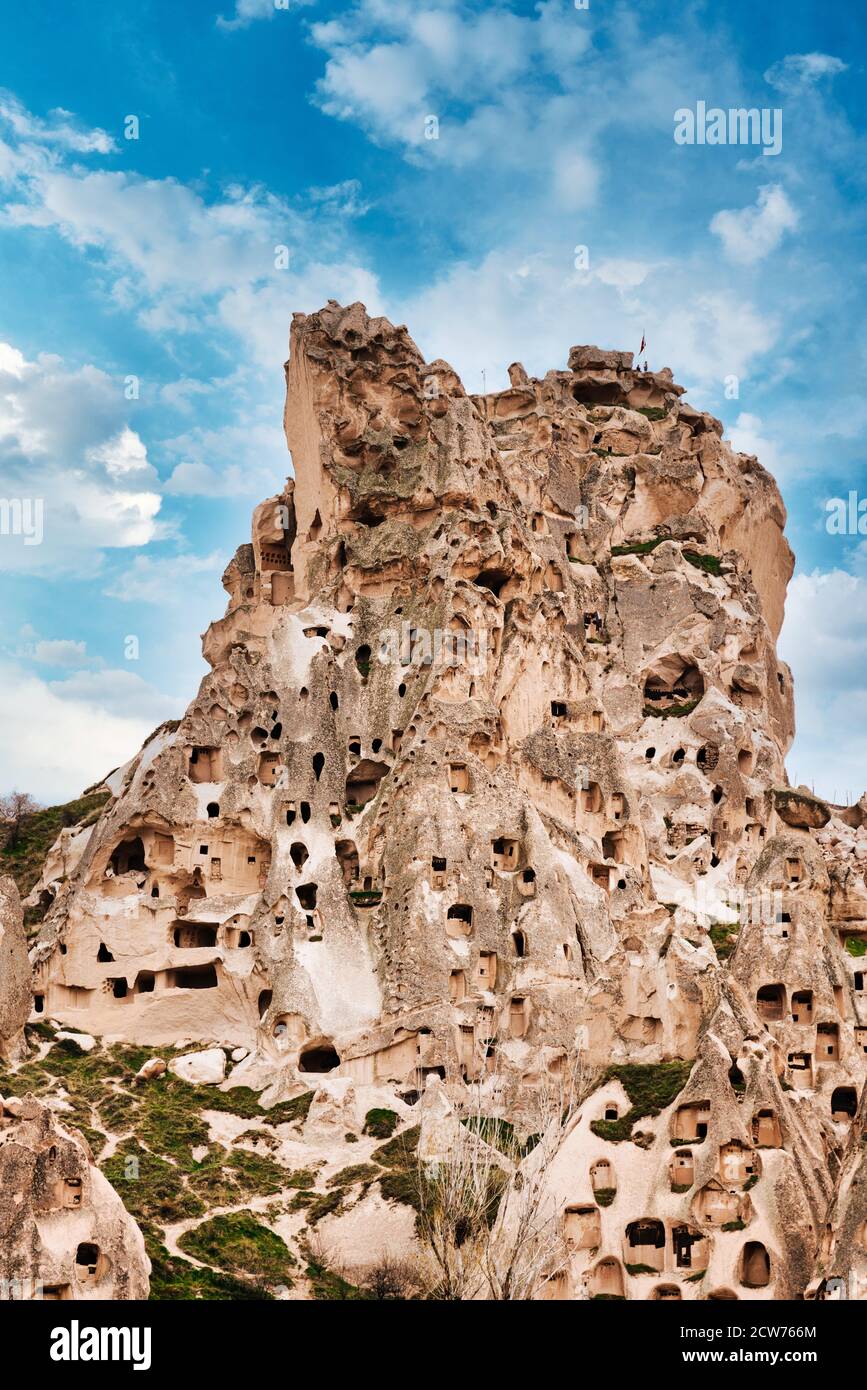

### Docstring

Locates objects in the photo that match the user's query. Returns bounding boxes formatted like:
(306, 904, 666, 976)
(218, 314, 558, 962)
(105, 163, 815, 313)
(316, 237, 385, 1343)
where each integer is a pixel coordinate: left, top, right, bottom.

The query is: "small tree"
(416, 1059, 598, 1300)
(0, 791, 39, 850)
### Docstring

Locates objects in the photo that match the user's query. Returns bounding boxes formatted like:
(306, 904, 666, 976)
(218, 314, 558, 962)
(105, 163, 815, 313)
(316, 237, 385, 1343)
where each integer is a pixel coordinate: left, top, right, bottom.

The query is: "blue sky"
(0, 0, 865, 803)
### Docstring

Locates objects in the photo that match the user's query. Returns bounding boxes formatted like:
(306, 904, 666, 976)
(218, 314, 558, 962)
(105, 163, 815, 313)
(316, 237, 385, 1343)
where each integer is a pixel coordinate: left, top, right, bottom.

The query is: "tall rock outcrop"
(0, 876, 31, 1062)
(0, 1094, 150, 1300)
(28, 301, 865, 1299)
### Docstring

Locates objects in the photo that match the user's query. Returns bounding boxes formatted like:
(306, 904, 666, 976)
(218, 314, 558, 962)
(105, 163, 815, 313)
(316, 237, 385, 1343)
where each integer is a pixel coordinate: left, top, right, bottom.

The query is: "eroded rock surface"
(26, 300, 865, 1300)
(0, 876, 31, 1062)
(0, 1093, 150, 1300)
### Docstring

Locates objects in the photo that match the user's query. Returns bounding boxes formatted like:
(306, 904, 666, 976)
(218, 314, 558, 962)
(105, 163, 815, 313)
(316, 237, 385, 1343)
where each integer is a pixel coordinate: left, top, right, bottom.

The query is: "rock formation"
(25, 300, 866, 1300)
(0, 1093, 150, 1299)
(0, 876, 31, 1062)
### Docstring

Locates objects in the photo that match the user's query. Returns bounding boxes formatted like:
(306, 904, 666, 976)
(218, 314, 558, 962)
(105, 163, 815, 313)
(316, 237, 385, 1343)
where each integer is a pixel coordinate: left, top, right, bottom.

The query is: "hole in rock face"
(831, 1086, 857, 1118)
(299, 1042, 340, 1073)
(346, 760, 388, 806)
(109, 836, 146, 875)
(290, 842, 308, 869)
(75, 1243, 100, 1276)
(447, 904, 473, 925)
(207, 802, 220, 818)
(297, 882, 318, 910)
(172, 964, 218, 990)
(173, 923, 217, 949)
(473, 568, 509, 597)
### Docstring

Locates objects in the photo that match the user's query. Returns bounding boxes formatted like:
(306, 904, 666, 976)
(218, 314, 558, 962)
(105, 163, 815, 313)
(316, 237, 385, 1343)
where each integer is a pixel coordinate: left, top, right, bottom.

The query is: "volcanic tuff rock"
(25, 300, 866, 1299)
(0, 1093, 150, 1300)
(0, 876, 31, 1062)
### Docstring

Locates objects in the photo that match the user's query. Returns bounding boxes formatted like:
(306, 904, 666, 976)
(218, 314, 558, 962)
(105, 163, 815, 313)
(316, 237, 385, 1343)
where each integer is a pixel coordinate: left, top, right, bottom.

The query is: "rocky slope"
(15, 300, 866, 1300)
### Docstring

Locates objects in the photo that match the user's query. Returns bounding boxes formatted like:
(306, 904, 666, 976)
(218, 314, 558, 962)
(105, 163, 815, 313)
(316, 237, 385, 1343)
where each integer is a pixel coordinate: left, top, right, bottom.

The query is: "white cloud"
(780, 569, 867, 801)
(4, 169, 298, 306)
(400, 245, 778, 395)
(727, 412, 785, 478)
(103, 552, 223, 605)
(710, 185, 798, 265)
(0, 658, 177, 803)
(551, 150, 600, 211)
(0, 88, 116, 157)
(217, 261, 383, 368)
(0, 343, 165, 574)
(0, 106, 383, 372)
(161, 405, 293, 496)
(32, 639, 89, 666)
(86, 426, 153, 480)
(217, 0, 313, 32)
(764, 53, 847, 95)
(311, 0, 593, 172)
(595, 258, 652, 291)
(307, 178, 371, 218)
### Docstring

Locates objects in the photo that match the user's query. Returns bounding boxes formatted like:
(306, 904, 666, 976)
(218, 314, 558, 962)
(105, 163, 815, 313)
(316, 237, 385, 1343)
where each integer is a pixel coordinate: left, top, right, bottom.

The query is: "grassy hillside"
(0, 789, 110, 920)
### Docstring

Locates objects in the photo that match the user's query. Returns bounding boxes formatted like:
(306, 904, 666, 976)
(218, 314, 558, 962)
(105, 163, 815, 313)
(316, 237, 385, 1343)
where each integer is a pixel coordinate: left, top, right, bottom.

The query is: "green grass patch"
(0, 789, 111, 912)
(845, 936, 867, 958)
(462, 1114, 539, 1158)
(328, 1163, 381, 1189)
(141, 1223, 272, 1301)
(643, 698, 701, 720)
(709, 923, 739, 961)
(178, 1211, 295, 1285)
(287, 1190, 317, 1212)
(363, 1107, 399, 1139)
(101, 1141, 206, 1225)
(186, 1148, 289, 1207)
(306, 1190, 344, 1225)
(611, 538, 664, 557)
(372, 1125, 420, 1168)
(683, 550, 724, 576)
(594, 1187, 616, 1207)
(305, 1252, 367, 1301)
(590, 1062, 692, 1143)
(378, 1167, 422, 1211)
